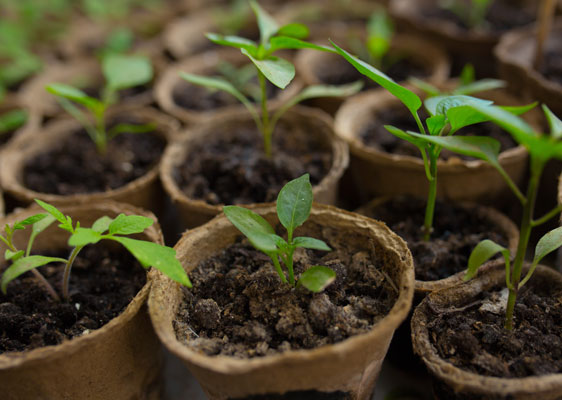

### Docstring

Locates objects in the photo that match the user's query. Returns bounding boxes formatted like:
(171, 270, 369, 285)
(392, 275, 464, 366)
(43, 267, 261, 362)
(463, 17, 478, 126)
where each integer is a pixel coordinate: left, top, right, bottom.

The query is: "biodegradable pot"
(496, 19, 562, 115)
(160, 106, 349, 228)
(412, 260, 562, 399)
(154, 49, 302, 126)
(389, 0, 536, 77)
(148, 203, 415, 399)
(0, 201, 164, 400)
(0, 107, 178, 212)
(334, 86, 536, 205)
(18, 59, 154, 120)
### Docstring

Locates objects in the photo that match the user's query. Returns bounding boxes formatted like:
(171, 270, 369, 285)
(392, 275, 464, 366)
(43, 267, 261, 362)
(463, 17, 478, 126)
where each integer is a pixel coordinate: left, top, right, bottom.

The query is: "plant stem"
(286, 247, 295, 286)
(271, 255, 287, 284)
(504, 158, 543, 330)
(534, 0, 556, 71)
(94, 108, 107, 155)
(257, 70, 272, 158)
(62, 246, 84, 301)
(423, 149, 438, 241)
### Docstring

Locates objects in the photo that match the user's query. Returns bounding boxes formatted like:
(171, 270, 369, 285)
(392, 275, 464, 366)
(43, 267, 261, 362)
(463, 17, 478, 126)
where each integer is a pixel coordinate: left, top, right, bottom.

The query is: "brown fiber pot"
(160, 106, 349, 228)
(412, 260, 562, 399)
(496, 18, 562, 116)
(334, 86, 536, 206)
(154, 48, 302, 126)
(0, 107, 179, 212)
(0, 201, 164, 400)
(148, 203, 415, 399)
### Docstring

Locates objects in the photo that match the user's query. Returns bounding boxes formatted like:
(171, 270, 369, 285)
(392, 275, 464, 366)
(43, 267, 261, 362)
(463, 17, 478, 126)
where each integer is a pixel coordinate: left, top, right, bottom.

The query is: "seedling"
(461, 104, 562, 330)
(46, 53, 154, 154)
(439, 0, 493, 29)
(180, 0, 362, 158)
(224, 174, 335, 292)
(0, 108, 28, 138)
(330, 41, 534, 241)
(0, 199, 191, 302)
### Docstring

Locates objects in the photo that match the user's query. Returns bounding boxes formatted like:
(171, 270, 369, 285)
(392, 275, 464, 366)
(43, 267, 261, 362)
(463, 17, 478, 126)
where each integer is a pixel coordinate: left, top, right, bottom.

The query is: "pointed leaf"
(298, 266, 336, 292)
(446, 106, 491, 133)
(435, 95, 493, 116)
(426, 114, 446, 136)
(92, 216, 113, 233)
(542, 104, 562, 139)
(179, 72, 254, 110)
(242, 50, 295, 89)
(276, 23, 309, 39)
(269, 36, 335, 53)
(250, 0, 279, 44)
(453, 79, 506, 95)
(533, 227, 562, 269)
(276, 174, 312, 237)
(5, 249, 23, 261)
(1, 255, 66, 293)
(464, 240, 509, 281)
(46, 83, 103, 112)
(68, 227, 103, 247)
(35, 199, 66, 225)
(500, 102, 537, 116)
(205, 33, 258, 55)
(223, 206, 277, 253)
(108, 214, 153, 235)
(12, 214, 47, 231)
(385, 125, 428, 150)
(103, 54, 153, 91)
(293, 236, 331, 251)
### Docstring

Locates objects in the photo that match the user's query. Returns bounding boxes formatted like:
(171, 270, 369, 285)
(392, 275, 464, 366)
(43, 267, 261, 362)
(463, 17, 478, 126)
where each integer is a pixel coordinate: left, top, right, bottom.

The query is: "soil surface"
(24, 122, 165, 195)
(421, 1, 535, 33)
(426, 281, 562, 379)
(174, 124, 332, 205)
(0, 245, 146, 353)
(360, 197, 509, 281)
(539, 45, 562, 86)
(174, 236, 398, 358)
(360, 107, 517, 161)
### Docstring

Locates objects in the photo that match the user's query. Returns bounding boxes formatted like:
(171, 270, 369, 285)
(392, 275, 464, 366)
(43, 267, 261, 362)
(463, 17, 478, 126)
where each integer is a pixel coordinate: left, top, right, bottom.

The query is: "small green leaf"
(460, 64, 475, 86)
(453, 79, 506, 95)
(298, 266, 336, 292)
(5, 249, 23, 261)
(242, 50, 295, 89)
(366, 9, 393, 61)
(446, 106, 490, 133)
(276, 23, 309, 39)
(101, 27, 134, 56)
(92, 216, 114, 233)
(250, 0, 279, 44)
(270, 233, 289, 252)
(46, 83, 103, 112)
(0, 109, 27, 135)
(223, 206, 277, 253)
(12, 213, 47, 231)
(102, 54, 153, 91)
(385, 125, 427, 150)
(435, 95, 493, 116)
(107, 122, 155, 140)
(500, 102, 537, 116)
(34, 199, 67, 225)
(205, 33, 258, 55)
(68, 228, 103, 247)
(293, 236, 331, 251)
(464, 240, 509, 281)
(542, 104, 562, 139)
(276, 174, 313, 238)
(108, 214, 153, 235)
(31, 215, 55, 236)
(1, 255, 66, 294)
(269, 36, 335, 53)
(533, 227, 562, 270)
(426, 114, 446, 136)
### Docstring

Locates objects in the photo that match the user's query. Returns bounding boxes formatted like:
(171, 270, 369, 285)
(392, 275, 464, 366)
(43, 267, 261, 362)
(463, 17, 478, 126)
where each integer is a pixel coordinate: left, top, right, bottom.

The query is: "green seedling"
(461, 104, 562, 330)
(46, 53, 154, 154)
(180, 0, 362, 158)
(224, 174, 335, 292)
(439, 0, 493, 29)
(330, 41, 535, 242)
(0, 199, 191, 302)
(0, 109, 28, 138)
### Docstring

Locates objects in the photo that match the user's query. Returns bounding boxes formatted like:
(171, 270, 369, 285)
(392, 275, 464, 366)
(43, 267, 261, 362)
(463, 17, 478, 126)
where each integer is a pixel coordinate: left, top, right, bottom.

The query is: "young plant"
(1, 199, 191, 302)
(45, 53, 154, 154)
(0, 108, 28, 138)
(439, 0, 493, 29)
(461, 103, 562, 330)
(180, 0, 362, 158)
(330, 41, 534, 241)
(224, 174, 335, 292)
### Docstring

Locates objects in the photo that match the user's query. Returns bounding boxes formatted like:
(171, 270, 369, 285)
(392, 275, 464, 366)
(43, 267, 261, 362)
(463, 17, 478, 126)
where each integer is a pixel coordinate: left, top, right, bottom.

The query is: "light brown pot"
(160, 106, 349, 228)
(412, 260, 562, 399)
(154, 48, 302, 126)
(0, 201, 165, 400)
(334, 85, 537, 205)
(496, 18, 562, 115)
(0, 107, 179, 212)
(148, 203, 415, 400)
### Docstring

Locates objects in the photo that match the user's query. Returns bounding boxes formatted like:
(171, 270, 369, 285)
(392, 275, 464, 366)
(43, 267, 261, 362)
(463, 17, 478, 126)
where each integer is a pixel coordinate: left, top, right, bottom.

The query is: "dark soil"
(421, 0, 535, 33)
(360, 107, 517, 161)
(426, 280, 562, 378)
(360, 197, 509, 281)
(0, 245, 146, 353)
(174, 123, 332, 205)
(539, 45, 562, 86)
(23, 122, 165, 195)
(174, 235, 399, 358)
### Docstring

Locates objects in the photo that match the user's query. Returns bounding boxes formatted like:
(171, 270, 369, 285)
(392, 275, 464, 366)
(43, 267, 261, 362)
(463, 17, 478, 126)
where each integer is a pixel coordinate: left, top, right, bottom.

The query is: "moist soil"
(360, 107, 517, 161)
(421, 0, 535, 33)
(174, 125, 332, 205)
(0, 245, 146, 353)
(174, 238, 398, 358)
(23, 123, 165, 195)
(426, 281, 562, 379)
(360, 197, 508, 281)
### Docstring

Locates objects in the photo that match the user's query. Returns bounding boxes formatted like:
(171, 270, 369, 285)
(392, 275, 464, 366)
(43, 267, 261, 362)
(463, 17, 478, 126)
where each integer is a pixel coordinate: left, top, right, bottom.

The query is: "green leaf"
(385, 125, 427, 150)
(31, 215, 55, 236)
(205, 33, 258, 55)
(223, 206, 277, 253)
(330, 40, 422, 117)
(270, 233, 289, 252)
(542, 104, 562, 139)
(5, 249, 23, 261)
(92, 216, 114, 233)
(435, 95, 493, 116)
(532, 227, 562, 270)
(0, 109, 27, 135)
(101, 27, 134, 56)
(464, 239, 509, 281)
(366, 9, 393, 61)
(107, 236, 191, 287)
(453, 79, 506, 95)
(68, 227, 103, 247)
(35, 199, 66, 225)
(460, 64, 475, 86)
(107, 122, 155, 140)
(276, 23, 309, 39)
(276, 174, 313, 238)
(242, 50, 295, 89)
(1, 255, 67, 294)
(446, 106, 490, 133)
(46, 83, 103, 112)
(102, 54, 153, 91)
(426, 114, 446, 136)
(250, 0, 279, 44)
(108, 214, 153, 235)
(500, 102, 537, 116)
(13, 213, 47, 231)
(298, 266, 336, 292)
(293, 236, 331, 251)
(269, 36, 335, 54)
